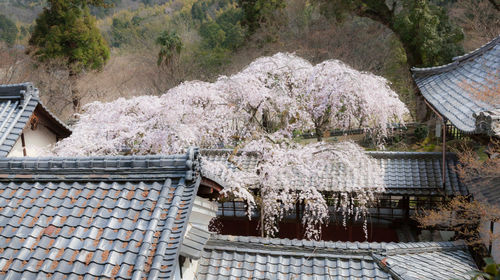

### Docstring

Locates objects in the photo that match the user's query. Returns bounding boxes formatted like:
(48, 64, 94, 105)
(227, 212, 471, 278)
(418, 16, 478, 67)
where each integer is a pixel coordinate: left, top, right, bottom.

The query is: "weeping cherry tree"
(53, 53, 408, 239)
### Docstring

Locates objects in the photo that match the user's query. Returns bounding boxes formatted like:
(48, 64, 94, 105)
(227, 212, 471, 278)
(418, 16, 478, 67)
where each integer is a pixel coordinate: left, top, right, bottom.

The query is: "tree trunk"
(315, 126, 324, 142)
(260, 205, 265, 237)
(350, 0, 421, 67)
(69, 70, 80, 113)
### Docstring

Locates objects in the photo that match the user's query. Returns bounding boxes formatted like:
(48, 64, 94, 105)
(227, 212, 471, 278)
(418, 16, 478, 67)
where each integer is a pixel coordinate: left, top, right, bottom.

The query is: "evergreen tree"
(156, 30, 183, 67)
(393, 0, 464, 66)
(29, 0, 110, 112)
(238, 0, 285, 33)
(0, 14, 17, 46)
(29, 0, 110, 72)
(318, 0, 464, 67)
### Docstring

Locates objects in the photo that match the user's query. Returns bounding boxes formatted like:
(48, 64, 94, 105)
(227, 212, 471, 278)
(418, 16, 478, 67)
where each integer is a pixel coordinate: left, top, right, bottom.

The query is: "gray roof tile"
(201, 149, 468, 196)
(0, 83, 71, 156)
(0, 148, 201, 279)
(197, 235, 479, 280)
(180, 225, 211, 260)
(412, 36, 499, 135)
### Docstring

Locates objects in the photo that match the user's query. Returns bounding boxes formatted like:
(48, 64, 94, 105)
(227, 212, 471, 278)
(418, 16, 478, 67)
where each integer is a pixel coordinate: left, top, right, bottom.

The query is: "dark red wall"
(215, 217, 399, 242)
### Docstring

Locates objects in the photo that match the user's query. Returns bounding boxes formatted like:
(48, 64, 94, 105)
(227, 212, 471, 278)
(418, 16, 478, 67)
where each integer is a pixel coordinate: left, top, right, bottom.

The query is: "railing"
(445, 123, 466, 140)
(300, 123, 420, 141)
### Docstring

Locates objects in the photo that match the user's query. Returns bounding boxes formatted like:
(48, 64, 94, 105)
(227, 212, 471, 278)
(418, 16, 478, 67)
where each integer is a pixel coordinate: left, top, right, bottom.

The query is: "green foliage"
(470, 258, 500, 280)
(90, 0, 121, 18)
(156, 30, 182, 66)
(394, 0, 464, 67)
(199, 7, 246, 50)
(317, 0, 464, 67)
(109, 14, 143, 48)
(29, 0, 110, 72)
(238, 0, 285, 33)
(0, 14, 18, 46)
(414, 124, 429, 142)
(238, 0, 286, 33)
(191, 1, 208, 21)
(381, 36, 416, 116)
(192, 2, 247, 69)
(191, 0, 236, 22)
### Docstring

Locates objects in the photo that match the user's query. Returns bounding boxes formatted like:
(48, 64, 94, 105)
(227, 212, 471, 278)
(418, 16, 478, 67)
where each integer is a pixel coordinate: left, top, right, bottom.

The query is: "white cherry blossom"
(53, 53, 408, 239)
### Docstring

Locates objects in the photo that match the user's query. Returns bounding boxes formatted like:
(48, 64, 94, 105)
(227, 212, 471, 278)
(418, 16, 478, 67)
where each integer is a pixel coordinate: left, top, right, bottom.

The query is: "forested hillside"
(0, 0, 499, 120)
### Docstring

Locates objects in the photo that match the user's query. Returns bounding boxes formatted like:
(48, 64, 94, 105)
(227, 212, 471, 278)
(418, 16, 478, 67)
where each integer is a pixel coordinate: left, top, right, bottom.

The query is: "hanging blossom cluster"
(203, 140, 384, 239)
(53, 53, 408, 239)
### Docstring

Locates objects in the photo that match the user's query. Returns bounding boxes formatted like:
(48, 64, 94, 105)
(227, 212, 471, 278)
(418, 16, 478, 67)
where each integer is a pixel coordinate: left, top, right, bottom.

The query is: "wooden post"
(20, 133, 27, 157)
(260, 206, 264, 237)
(442, 120, 446, 189)
(424, 99, 447, 189)
(489, 221, 494, 255)
(296, 200, 301, 239)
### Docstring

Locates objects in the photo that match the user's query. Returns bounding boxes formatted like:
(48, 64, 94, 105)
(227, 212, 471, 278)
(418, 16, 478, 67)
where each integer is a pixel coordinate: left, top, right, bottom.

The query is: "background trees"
(156, 30, 183, 68)
(0, 15, 17, 46)
(317, 0, 464, 67)
(0, 0, 498, 122)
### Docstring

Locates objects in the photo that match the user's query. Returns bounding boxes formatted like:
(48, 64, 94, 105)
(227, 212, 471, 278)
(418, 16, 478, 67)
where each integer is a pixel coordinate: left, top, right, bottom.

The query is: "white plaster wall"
(7, 125, 57, 157)
(180, 259, 199, 280)
(188, 197, 218, 230)
(174, 264, 182, 280)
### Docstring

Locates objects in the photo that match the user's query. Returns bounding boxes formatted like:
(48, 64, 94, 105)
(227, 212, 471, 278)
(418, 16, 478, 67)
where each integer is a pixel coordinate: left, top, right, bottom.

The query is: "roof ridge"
(383, 240, 467, 255)
(0, 154, 192, 172)
(208, 235, 467, 252)
(208, 234, 386, 250)
(201, 148, 457, 158)
(411, 34, 500, 77)
(0, 82, 38, 97)
(146, 178, 188, 279)
(37, 101, 71, 133)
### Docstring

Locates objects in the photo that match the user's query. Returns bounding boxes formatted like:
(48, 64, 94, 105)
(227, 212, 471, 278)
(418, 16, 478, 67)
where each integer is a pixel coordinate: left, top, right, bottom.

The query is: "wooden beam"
(198, 177, 223, 198)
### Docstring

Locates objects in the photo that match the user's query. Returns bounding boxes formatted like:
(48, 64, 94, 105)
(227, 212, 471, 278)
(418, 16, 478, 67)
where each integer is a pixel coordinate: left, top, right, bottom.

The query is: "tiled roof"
(201, 149, 468, 196)
(0, 83, 71, 156)
(412, 35, 500, 135)
(196, 235, 479, 280)
(0, 148, 201, 279)
(468, 177, 500, 208)
(180, 225, 211, 260)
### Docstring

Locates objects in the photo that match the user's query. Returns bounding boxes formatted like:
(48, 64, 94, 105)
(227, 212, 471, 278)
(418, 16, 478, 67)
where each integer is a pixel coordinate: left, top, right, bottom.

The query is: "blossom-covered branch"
(53, 52, 408, 239)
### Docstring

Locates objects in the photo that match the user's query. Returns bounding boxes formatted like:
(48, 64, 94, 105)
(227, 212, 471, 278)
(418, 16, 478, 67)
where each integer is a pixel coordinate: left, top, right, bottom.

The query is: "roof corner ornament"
(18, 83, 37, 108)
(474, 108, 500, 137)
(186, 147, 201, 179)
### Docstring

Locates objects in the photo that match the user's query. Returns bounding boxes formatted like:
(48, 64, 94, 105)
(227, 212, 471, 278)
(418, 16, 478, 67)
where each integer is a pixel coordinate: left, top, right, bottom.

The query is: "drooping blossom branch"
(201, 140, 384, 239)
(53, 52, 407, 239)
